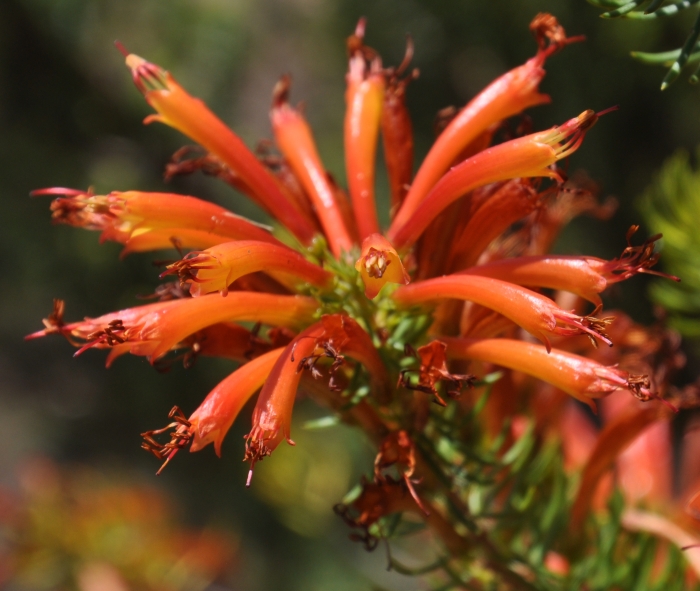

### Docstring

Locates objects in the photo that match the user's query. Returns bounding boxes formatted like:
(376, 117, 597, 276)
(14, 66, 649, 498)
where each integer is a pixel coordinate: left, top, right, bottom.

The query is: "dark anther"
(84, 319, 127, 348)
(140, 406, 192, 474)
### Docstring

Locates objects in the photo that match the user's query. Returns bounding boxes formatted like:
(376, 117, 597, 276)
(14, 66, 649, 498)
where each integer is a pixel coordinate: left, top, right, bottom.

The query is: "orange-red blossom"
(393, 274, 613, 351)
(243, 315, 386, 483)
(37, 188, 281, 255)
(27, 293, 317, 364)
(460, 231, 674, 306)
(163, 240, 332, 296)
(344, 20, 385, 239)
(271, 78, 354, 257)
(388, 109, 599, 250)
(121, 50, 316, 245)
(391, 15, 584, 231)
(442, 337, 653, 408)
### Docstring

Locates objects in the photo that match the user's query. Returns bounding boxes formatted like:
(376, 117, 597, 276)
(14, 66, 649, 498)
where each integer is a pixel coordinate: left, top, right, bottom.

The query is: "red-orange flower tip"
(536, 108, 598, 168)
(355, 233, 409, 299)
(122, 51, 169, 94)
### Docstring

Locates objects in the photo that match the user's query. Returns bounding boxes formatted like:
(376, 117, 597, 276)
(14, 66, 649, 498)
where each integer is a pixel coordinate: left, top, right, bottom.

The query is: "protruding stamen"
(140, 406, 193, 474)
(355, 234, 409, 298)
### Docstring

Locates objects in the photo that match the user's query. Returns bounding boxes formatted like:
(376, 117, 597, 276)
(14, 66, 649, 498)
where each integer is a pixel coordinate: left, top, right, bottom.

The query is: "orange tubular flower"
(354, 233, 410, 299)
(243, 322, 325, 481)
(446, 179, 539, 270)
(461, 255, 608, 306)
(570, 404, 670, 530)
(120, 51, 316, 245)
(243, 315, 390, 475)
(393, 275, 613, 350)
(270, 77, 354, 257)
(391, 15, 583, 231)
(28, 293, 317, 363)
(163, 240, 332, 296)
(319, 314, 392, 398)
(388, 109, 599, 250)
(443, 337, 654, 408)
(460, 230, 676, 306)
(344, 21, 385, 239)
(621, 511, 700, 579)
(39, 189, 282, 253)
(381, 47, 416, 216)
(189, 348, 285, 456)
(119, 228, 232, 256)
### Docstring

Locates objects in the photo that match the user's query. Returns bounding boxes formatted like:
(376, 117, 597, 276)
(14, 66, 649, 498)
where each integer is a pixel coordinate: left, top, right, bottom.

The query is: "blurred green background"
(1, 0, 698, 589)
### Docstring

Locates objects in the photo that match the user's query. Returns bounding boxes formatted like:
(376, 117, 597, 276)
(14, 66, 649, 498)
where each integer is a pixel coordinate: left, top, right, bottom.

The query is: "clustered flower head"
(28, 13, 696, 583)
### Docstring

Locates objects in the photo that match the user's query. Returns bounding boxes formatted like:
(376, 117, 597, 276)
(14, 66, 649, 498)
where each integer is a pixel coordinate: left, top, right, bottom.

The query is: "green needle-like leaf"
(601, 0, 649, 18)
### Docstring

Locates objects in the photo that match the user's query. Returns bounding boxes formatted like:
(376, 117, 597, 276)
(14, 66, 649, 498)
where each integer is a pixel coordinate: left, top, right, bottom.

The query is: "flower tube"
(621, 511, 700, 579)
(39, 189, 283, 250)
(118, 228, 232, 256)
(27, 293, 317, 363)
(381, 54, 416, 215)
(388, 109, 599, 249)
(442, 337, 653, 407)
(570, 405, 670, 530)
(463, 256, 609, 306)
(391, 14, 583, 230)
(163, 240, 332, 296)
(393, 274, 613, 350)
(271, 77, 354, 257)
(120, 50, 316, 244)
(446, 179, 539, 270)
(460, 231, 676, 306)
(244, 313, 390, 480)
(244, 322, 326, 482)
(344, 23, 385, 239)
(189, 348, 285, 456)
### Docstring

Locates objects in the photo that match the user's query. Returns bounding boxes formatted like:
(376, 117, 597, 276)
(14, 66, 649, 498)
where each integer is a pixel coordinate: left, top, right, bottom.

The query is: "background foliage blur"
(1, 0, 699, 589)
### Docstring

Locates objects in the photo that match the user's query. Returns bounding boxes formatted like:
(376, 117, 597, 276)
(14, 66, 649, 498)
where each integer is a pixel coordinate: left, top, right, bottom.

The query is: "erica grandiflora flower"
(28, 14, 681, 571)
(442, 337, 654, 408)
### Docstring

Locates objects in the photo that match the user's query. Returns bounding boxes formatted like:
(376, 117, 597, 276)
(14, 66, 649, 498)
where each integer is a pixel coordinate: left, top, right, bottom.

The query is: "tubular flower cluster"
(387, 109, 600, 249)
(28, 14, 685, 571)
(120, 49, 317, 244)
(391, 12, 584, 232)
